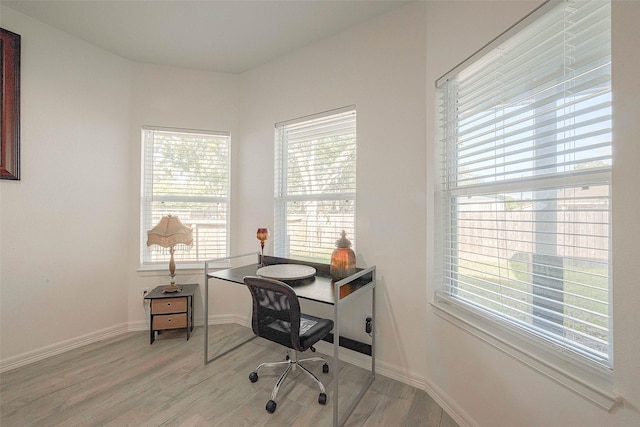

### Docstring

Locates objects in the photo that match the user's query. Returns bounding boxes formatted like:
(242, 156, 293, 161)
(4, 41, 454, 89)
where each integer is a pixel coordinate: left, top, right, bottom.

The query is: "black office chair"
(243, 275, 334, 414)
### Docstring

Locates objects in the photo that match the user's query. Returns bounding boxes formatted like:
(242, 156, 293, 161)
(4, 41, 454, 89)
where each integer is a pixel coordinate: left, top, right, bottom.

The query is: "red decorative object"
(256, 227, 270, 266)
(330, 230, 356, 281)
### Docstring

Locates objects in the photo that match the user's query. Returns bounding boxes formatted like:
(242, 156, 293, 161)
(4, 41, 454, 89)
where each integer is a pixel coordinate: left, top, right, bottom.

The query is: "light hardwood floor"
(1, 324, 459, 427)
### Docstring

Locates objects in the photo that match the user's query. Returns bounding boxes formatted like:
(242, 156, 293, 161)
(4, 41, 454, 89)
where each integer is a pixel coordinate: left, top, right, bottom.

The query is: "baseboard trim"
(206, 314, 250, 327)
(374, 363, 478, 427)
(0, 323, 128, 373)
(127, 320, 147, 332)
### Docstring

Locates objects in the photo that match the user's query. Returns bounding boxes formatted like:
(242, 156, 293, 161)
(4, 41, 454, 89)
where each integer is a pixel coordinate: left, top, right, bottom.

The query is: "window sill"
(431, 293, 620, 412)
(137, 264, 205, 275)
(138, 260, 231, 275)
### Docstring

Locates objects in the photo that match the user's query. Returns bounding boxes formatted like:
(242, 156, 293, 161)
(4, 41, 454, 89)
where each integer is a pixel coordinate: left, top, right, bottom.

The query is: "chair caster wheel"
(249, 372, 258, 383)
(318, 393, 327, 405)
(322, 363, 329, 374)
(266, 399, 277, 413)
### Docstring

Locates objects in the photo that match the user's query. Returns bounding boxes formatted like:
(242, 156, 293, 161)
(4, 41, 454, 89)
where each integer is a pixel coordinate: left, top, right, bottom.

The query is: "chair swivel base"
(248, 352, 330, 414)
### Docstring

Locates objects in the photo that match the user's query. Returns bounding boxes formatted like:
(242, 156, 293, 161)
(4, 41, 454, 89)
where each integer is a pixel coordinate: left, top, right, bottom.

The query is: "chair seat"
(261, 314, 334, 351)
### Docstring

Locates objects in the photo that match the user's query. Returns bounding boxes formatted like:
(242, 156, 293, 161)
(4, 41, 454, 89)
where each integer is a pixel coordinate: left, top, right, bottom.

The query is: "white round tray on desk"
(256, 264, 317, 280)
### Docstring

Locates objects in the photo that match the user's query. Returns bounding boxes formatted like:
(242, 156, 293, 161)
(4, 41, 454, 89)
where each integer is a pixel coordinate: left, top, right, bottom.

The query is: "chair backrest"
(243, 276, 302, 351)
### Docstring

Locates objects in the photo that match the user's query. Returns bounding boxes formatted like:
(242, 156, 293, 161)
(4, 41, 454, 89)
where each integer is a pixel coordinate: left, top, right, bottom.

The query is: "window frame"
(274, 106, 357, 262)
(140, 126, 231, 270)
(433, 0, 617, 410)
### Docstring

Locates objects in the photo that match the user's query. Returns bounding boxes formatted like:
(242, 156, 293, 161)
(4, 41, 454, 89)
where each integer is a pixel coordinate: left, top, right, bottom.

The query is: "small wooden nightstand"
(144, 284, 197, 344)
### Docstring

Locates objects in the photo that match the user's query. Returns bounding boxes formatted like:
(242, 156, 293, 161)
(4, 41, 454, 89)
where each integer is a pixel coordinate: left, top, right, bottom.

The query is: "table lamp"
(146, 214, 193, 293)
(256, 227, 270, 266)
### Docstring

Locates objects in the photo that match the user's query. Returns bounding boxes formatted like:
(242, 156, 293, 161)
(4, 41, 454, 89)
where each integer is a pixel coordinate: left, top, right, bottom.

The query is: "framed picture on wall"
(1, 28, 21, 180)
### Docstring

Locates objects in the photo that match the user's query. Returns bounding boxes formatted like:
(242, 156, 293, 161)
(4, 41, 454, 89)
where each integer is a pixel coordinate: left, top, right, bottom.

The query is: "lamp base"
(162, 284, 182, 293)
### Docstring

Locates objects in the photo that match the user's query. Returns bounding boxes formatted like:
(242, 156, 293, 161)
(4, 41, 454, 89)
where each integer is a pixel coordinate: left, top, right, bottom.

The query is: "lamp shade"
(146, 215, 193, 248)
(146, 215, 193, 291)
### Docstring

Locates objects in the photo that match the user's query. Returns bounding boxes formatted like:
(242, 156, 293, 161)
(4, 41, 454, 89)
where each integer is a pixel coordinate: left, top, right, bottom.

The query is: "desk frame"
(204, 253, 376, 427)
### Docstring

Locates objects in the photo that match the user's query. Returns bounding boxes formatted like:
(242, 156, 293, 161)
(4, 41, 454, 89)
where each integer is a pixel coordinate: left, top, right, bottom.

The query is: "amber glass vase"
(330, 230, 356, 280)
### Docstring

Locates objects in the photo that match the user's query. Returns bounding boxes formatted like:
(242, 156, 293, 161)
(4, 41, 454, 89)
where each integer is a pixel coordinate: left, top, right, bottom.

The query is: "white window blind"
(141, 127, 230, 265)
(436, 0, 611, 366)
(274, 107, 356, 262)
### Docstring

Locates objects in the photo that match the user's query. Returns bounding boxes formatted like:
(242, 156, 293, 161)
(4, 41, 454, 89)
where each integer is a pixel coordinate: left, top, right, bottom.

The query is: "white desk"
(204, 253, 376, 427)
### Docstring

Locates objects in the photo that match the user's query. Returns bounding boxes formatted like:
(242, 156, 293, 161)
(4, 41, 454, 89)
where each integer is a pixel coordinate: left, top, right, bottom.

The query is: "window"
(141, 127, 230, 266)
(274, 107, 356, 262)
(436, 0, 612, 370)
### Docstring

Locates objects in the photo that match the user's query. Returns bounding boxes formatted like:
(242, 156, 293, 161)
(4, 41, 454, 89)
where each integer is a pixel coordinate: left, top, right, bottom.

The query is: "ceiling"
(3, 0, 409, 74)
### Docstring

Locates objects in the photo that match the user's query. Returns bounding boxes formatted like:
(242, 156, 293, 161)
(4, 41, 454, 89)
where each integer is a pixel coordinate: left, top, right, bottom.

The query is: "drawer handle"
(167, 303, 171, 306)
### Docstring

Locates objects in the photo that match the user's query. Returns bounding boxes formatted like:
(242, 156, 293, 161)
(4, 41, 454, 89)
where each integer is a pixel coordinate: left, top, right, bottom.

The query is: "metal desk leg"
(333, 268, 376, 426)
(333, 288, 340, 427)
(204, 253, 260, 365)
(204, 269, 209, 364)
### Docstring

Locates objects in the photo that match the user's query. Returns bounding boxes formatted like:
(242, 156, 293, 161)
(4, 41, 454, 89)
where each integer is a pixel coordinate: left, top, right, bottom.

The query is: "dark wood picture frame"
(1, 28, 21, 180)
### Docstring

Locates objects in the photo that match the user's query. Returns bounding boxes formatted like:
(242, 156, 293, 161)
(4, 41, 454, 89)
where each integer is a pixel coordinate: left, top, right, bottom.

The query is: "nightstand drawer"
(152, 313, 187, 330)
(151, 298, 187, 314)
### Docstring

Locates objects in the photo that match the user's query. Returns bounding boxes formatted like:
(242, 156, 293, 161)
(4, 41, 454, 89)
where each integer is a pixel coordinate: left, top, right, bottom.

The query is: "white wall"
(0, 7, 132, 364)
(425, 1, 640, 426)
(125, 62, 241, 328)
(610, 0, 640, 418)
(237, 1, 428, 378)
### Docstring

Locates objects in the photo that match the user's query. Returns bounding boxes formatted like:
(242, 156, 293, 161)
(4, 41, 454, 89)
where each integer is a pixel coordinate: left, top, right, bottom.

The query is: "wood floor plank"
(405, 388, 446, 426)
(1, 325, 459, 427)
